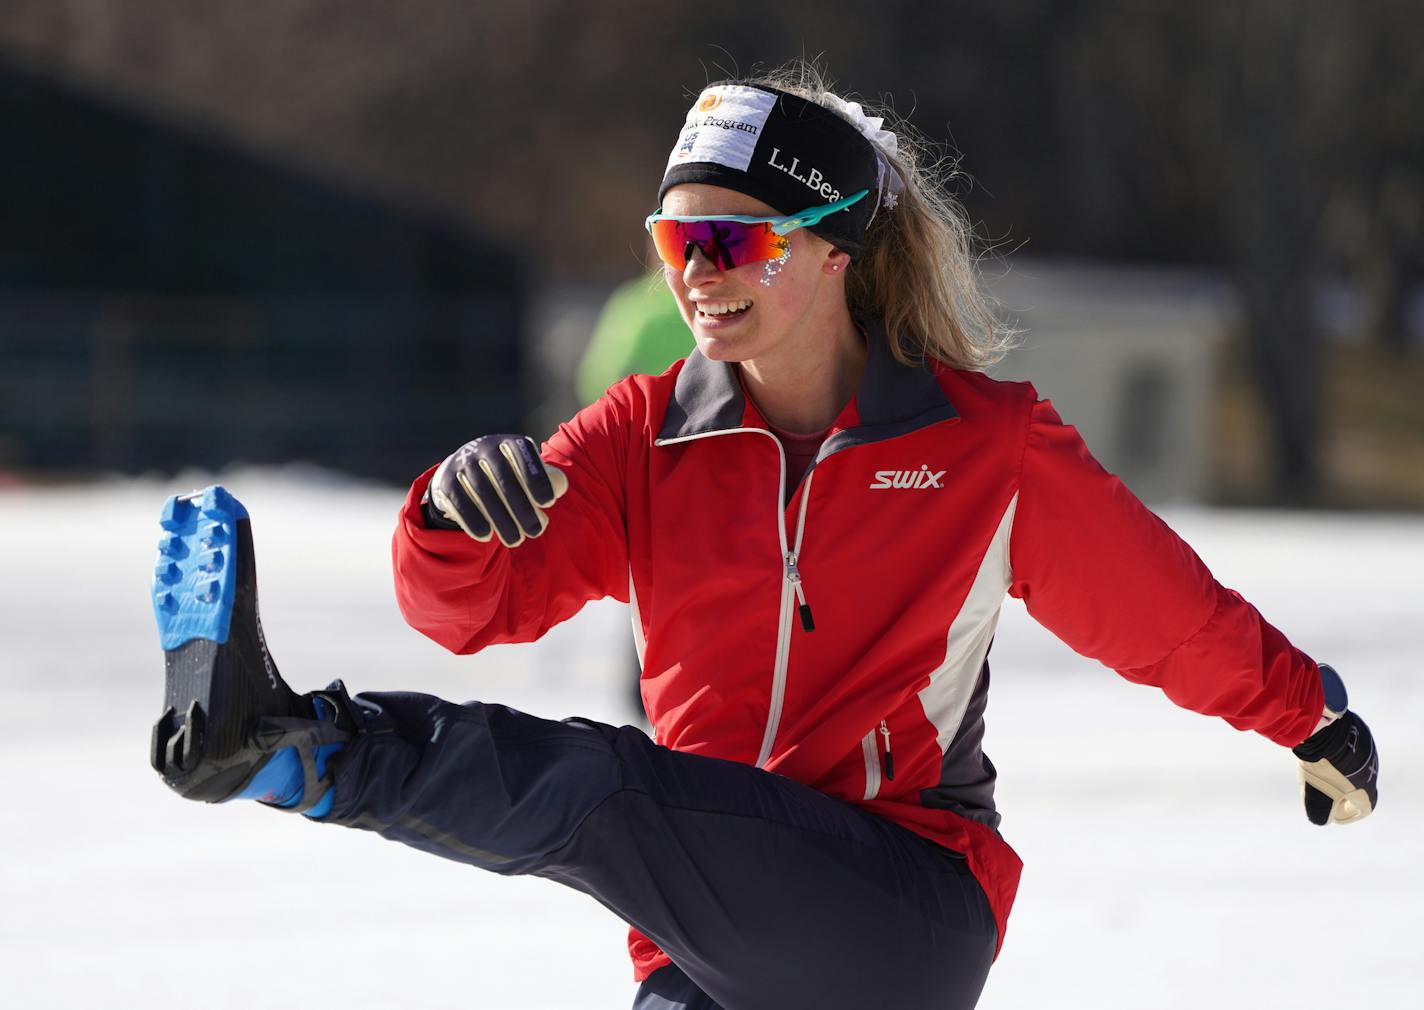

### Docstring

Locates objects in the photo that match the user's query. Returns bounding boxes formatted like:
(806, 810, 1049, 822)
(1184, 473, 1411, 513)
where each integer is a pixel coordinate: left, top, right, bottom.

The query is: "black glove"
(422, 434, 569, 548)
(1293, 706, 1379, 826)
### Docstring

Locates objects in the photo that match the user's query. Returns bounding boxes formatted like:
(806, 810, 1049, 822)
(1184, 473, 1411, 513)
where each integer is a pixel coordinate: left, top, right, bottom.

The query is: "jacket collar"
(657, 319, 958, 444)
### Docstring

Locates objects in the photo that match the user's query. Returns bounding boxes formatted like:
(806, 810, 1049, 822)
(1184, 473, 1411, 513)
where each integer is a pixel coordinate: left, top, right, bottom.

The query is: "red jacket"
(392, 325, 1324, 980)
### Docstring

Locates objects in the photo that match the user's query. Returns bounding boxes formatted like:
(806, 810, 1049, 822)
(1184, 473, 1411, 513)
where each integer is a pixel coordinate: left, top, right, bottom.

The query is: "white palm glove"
(1292, 665, 1379, 825)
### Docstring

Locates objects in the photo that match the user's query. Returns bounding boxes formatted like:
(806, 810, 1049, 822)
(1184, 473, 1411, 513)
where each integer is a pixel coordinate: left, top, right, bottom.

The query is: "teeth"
(698, 299, 753, 316)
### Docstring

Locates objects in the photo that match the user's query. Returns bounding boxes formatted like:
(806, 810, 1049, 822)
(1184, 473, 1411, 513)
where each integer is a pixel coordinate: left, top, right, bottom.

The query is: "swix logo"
(869, 465, 946, 490)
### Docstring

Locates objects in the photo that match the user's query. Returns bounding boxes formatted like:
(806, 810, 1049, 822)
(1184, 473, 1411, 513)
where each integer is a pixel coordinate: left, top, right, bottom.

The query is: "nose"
(682, 245, 724, 290)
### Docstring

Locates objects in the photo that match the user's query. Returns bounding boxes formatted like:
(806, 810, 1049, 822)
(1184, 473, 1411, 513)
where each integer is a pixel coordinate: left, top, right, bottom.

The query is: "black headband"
(658, 84, 882, 258)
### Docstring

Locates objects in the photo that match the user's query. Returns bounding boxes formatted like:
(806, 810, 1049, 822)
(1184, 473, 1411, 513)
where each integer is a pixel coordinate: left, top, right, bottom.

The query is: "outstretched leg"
(326, 692, 996, 1010)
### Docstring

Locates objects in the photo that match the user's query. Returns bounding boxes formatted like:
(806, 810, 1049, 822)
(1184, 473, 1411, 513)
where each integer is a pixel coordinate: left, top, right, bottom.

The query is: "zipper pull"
(786, 553, 815, 632)
(879, 720, 894, 781)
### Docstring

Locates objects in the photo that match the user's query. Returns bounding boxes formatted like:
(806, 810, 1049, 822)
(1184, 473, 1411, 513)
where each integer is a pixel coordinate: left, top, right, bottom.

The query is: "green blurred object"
(576, 273, 691, 406)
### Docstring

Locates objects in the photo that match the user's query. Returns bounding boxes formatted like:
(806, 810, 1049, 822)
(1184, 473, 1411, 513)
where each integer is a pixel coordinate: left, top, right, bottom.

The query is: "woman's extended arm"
(391, 384, 634, 655)
(1007, 393, 1324, 745)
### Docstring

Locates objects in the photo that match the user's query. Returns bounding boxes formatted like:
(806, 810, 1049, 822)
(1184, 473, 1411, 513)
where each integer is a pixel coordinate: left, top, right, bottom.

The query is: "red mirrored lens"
(648, 219, 789, 271)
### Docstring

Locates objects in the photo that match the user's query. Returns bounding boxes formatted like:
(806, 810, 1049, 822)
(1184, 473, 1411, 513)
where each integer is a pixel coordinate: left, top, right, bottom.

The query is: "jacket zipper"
(758, 451, 816, 767)
(862, 719, 895, 801)
(654, 426, 816, 770)
(786, 552, 814, 632)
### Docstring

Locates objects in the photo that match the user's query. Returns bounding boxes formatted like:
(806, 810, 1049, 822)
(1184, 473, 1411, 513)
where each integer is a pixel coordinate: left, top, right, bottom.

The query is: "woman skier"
(150, 65, 1379, 1010)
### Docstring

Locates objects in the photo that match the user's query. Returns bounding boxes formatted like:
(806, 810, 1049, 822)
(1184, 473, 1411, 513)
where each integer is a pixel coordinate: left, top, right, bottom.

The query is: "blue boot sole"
(149, 485, 305, 802)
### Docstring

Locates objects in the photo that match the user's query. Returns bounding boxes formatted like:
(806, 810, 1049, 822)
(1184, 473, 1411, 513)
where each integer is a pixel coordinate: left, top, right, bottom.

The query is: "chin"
(693, 331, 757, 362)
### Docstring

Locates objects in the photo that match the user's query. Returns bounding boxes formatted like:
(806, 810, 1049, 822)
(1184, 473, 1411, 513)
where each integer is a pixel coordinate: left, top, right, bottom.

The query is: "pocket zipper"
(879, 719, 895, 782)
(862, 719, 895, 800)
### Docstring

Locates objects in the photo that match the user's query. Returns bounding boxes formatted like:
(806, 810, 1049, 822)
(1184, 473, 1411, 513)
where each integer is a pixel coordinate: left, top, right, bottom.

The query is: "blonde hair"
(739, 61, 1016, 371)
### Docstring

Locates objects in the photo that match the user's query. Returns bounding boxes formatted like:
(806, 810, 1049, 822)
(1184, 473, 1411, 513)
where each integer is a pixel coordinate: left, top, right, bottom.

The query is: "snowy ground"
(1, 467, 1420, 1009)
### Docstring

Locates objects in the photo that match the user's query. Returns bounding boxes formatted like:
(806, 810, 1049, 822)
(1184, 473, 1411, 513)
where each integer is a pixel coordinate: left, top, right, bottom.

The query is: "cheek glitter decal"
(760, 244, 791, 286)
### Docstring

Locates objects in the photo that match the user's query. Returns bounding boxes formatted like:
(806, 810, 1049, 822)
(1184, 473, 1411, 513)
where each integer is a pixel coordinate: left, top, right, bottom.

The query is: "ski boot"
(149, 485, 351, 816)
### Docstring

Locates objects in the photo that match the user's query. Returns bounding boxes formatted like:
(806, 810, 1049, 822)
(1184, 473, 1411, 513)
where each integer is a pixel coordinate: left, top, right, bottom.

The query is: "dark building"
(1, 61, 525, 483)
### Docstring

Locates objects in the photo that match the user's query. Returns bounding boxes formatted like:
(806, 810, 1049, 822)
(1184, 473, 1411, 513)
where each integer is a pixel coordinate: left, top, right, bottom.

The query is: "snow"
(1, 467, 1419, 1009)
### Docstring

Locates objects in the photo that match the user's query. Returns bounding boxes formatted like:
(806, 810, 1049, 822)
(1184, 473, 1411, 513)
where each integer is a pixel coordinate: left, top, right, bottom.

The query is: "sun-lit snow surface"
(1, 467, 1419, 1010)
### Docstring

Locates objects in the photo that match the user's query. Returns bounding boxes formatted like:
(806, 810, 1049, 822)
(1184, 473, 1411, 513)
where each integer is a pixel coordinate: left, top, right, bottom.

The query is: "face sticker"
(760, 243, 791, 286)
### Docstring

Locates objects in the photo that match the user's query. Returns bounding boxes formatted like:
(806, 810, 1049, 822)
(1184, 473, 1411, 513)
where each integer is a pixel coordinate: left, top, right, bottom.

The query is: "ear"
(821, 246, 853, 276)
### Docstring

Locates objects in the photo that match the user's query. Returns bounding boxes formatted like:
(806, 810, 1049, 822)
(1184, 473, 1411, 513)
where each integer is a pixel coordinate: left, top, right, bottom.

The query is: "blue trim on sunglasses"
(644, 188, 870, 236)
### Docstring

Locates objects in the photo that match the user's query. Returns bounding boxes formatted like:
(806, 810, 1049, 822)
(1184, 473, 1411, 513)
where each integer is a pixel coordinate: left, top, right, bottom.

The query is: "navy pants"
(325, 692, 997, 1010)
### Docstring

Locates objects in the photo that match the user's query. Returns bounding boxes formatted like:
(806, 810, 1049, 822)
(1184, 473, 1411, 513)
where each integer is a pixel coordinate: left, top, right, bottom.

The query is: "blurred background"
(2, 0, 1422, 504)
(2, 3, 1421, 1009)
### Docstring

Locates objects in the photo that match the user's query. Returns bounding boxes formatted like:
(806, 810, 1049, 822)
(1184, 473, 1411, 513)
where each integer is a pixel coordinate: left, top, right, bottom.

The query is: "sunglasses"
(644, 189, 868, 272)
